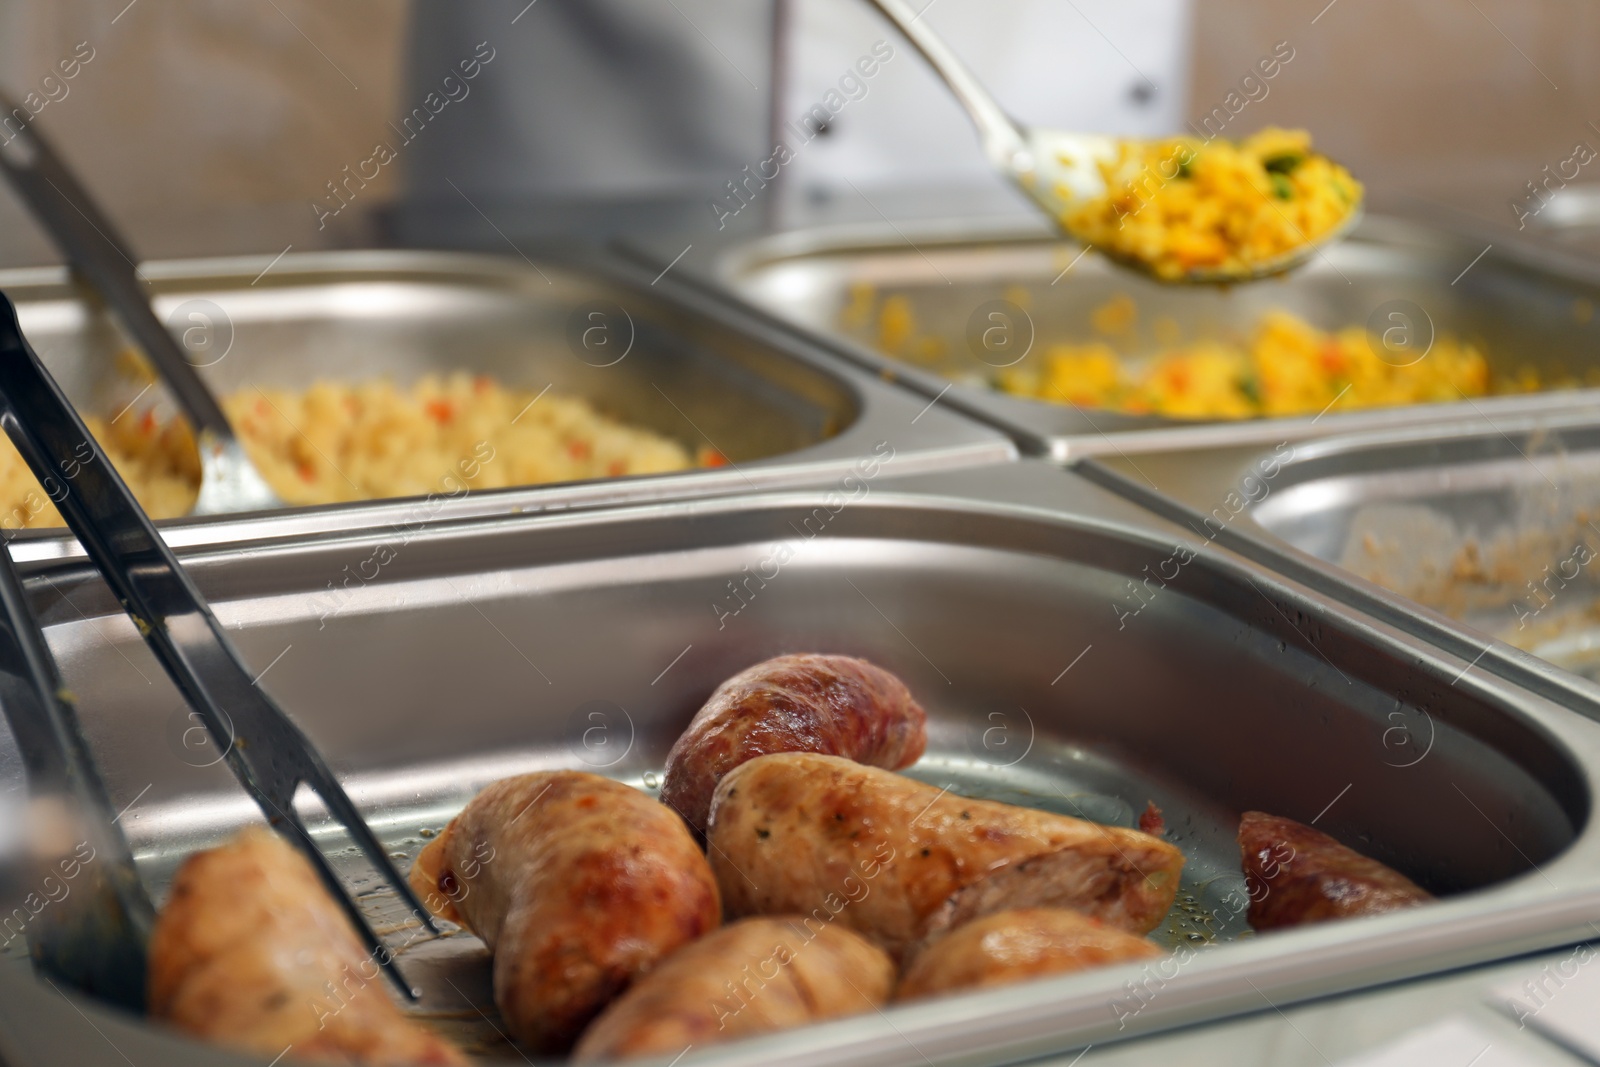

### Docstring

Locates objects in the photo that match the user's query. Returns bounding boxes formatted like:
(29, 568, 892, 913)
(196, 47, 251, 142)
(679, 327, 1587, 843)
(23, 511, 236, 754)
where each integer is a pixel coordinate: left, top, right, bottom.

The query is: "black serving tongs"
(0, 528, 152, 1010)
(0, 291, 436, 999)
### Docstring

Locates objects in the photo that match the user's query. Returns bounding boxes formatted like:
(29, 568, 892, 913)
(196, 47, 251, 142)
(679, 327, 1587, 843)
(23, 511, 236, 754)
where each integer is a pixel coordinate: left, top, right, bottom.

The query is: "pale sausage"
(707, 753, 1182, 961)
(573, 917, 893, 1061)
(149, 826, 465, 1066)
(899, 908, 1161, 1000)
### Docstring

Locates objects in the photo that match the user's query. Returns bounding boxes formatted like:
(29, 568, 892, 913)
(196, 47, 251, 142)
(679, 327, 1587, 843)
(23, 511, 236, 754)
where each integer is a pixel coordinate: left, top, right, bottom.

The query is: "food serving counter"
(6, 460, 1600, 1066)
(0, 248, 1012, 561)
(697, 216, 1600, 459)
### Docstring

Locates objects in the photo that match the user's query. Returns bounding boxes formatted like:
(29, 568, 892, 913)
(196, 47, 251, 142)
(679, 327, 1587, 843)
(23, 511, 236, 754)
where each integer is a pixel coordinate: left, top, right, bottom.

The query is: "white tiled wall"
(776, 0, 1193, 222)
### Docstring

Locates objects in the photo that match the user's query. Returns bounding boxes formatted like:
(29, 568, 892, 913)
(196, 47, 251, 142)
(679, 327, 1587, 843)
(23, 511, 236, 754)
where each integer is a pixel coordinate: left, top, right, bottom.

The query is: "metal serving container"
(1079, 406, 1600, 715)
(0, 248, 1011, 560)
(709, 215, 1600, 458)
(5, 460, 1600, 1066)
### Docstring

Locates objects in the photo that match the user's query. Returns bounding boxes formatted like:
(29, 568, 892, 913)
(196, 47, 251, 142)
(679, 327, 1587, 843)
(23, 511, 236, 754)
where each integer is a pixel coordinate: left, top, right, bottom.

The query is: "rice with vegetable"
(851, 286, 1542, 421)
(0, 372, 702, 529)
(996, 309, 1496, 419)
(1062, 128, 1362, 281)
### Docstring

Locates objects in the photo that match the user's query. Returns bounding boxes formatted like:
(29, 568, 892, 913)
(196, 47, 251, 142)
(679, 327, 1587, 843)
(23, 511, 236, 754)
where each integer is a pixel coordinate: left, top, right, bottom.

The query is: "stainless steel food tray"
(0, 248, 1012, 561)
(5, 460, 1600, 1067)
(1078, 408, 1600, 717)
(700, 215, 1600, 459)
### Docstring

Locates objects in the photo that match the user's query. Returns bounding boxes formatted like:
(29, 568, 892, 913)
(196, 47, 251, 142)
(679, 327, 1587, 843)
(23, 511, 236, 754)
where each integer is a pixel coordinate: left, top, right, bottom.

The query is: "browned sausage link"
(898, 908, 1162, 1001)
(1239, 810, 1432, 931)
(660, 653, 928, 834)
(707, 753, 1183, 962)
(149, 827, 467, 1067)
(572, 917, 894, 1061)
(409, 772, 721, 1053)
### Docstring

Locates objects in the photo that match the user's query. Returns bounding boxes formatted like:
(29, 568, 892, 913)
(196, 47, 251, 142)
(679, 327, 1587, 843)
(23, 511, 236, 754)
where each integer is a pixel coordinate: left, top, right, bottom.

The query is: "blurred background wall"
(0, 0, 1590, 267)
(1189, 0, 1599, 225)
(0, 0, 409, 265)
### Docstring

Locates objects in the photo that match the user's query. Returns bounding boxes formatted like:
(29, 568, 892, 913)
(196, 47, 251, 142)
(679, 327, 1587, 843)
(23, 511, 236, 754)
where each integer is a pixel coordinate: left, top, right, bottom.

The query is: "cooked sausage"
(707, 753, 1183, 960)
(898, 908, 1161, 1001)
(409, 772, 721, 1052)
(1239, 810, 1432, 930)
(661, 653, 927, 834)
(572, 917, 893, 1061)
(916, 844, 1172, 949)
(148, 826, 465, 1066)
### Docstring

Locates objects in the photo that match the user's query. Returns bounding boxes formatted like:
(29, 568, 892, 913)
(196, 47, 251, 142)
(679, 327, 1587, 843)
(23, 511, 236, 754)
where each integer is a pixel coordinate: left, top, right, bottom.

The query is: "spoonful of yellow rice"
(1061, 128, 1363, 283)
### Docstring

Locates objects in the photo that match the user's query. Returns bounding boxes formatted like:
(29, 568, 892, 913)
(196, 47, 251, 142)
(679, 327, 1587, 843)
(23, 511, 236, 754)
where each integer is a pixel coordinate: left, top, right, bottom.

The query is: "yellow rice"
(996, 309, 1495, 419)
(855, 286, 1544, 421)
(1062, 128, 1362, 281)
(0, 372, 702, 529)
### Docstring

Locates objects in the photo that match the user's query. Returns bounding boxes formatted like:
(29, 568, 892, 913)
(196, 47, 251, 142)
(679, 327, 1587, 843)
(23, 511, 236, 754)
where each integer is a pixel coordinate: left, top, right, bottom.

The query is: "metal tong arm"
(0, 293, 435, 999)
(0, 540, 152, 1009)
(0, 91, 235, 444)
(860, 0, 1027, 166)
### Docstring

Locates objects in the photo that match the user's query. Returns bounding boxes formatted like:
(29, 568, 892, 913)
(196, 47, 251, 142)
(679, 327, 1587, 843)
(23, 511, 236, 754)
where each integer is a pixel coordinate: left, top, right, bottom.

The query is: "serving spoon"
(0, 94, 283, 514)
(861, 0, 1361, 284)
